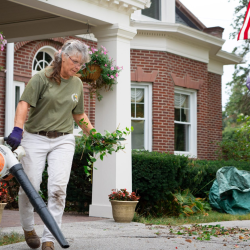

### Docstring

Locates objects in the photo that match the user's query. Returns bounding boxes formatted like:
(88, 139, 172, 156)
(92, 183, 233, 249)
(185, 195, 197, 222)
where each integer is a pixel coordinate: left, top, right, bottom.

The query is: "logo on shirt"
(72, 93, 78, 103)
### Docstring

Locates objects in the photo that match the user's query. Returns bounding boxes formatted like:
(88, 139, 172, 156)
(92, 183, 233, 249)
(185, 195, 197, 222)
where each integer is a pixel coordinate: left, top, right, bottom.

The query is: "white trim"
(32, 46, 57, 76)
(208, 59, 224, 75)
(13, 81, 25, 121)
(5, 43, 15, 136)
(174, 87, 197, 158)
(131, 82, 152, 151)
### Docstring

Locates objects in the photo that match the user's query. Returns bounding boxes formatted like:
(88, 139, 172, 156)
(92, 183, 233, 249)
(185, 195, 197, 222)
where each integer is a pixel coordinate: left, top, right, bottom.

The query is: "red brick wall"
(0, 37, 97, 136)
(131, 49, 222, 160)
(207, 72, 222, 159)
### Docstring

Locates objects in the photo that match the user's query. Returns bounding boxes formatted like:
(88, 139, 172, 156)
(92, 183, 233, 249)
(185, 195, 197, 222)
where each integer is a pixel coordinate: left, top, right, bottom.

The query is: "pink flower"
(111, 67, 114, 70)
(89, 51, 92, 54)
(117, 66, 119, 69)
(116, 73, 118, 77)
(111, 75, 114, 79)
(104, 52, 107, 55)
(105, 64, 107, 67)
(107, 74, 109, 76)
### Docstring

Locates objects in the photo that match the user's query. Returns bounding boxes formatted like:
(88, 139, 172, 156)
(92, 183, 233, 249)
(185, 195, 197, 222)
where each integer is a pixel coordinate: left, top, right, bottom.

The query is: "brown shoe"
(42, 242, 55, 250)
(23, 229, 41, 249)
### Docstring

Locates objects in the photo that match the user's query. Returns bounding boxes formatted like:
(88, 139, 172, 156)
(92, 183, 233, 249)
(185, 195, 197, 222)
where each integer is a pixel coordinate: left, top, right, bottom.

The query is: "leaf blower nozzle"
(0, 138, 69, 248)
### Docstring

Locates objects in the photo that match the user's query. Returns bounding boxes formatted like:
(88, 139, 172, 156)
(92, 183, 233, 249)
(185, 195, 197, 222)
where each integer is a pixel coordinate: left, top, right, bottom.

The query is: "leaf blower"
(0, 137, 69, 248)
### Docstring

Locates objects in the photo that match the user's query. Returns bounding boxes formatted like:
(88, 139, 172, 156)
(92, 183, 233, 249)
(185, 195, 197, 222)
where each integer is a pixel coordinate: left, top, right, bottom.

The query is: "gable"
(175, 0, 206, 31)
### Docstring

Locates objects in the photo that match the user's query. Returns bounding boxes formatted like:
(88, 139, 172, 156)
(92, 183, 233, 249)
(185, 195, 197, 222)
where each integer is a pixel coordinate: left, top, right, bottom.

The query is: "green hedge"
(132, 151, 250, 216)
(132, 151, 189, 215)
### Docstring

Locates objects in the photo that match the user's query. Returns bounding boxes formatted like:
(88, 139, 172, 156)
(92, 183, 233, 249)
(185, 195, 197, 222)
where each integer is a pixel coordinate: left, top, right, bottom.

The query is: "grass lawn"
(133, 210, 250, 226)
(0, 232, 25, 246)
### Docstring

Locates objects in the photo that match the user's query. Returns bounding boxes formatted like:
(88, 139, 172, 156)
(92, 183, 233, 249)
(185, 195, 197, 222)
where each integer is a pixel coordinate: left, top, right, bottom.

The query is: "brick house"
(1, 0, 242, 217)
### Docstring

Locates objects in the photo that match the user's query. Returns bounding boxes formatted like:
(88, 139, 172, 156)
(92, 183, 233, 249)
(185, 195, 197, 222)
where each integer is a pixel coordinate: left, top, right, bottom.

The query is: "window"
(32, 46, 56, 75)
(131, 83, 152, 151)
(174, 88, 197, 157)
(12, 81, 25, 124)
(142, 0, 161, 20)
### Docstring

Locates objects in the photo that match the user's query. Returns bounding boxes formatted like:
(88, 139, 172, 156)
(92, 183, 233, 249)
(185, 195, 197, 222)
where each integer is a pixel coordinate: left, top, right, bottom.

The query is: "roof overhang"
(131, 20, 243, 65)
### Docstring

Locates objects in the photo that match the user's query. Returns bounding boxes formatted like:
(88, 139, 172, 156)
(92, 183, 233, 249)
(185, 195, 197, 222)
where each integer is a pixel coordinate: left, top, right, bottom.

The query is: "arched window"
(32, 46, 57, 75)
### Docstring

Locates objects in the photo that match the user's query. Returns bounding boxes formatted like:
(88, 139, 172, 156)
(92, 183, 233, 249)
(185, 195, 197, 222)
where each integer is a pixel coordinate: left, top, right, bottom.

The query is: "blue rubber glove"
(7, 127, 23, 151)
(246, 76, 250, 91)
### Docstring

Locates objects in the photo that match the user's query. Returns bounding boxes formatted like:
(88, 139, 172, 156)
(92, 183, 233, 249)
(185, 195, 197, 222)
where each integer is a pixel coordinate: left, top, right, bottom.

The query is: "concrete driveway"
(1, 211, 250, 249)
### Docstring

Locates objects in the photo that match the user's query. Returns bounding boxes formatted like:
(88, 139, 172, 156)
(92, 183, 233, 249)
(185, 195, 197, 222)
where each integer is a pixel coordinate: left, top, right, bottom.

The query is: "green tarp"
(209, 166, 250, 215)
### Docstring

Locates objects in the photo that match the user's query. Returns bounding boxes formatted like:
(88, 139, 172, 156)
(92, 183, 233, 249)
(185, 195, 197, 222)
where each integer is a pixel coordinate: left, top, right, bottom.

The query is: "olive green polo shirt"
(20, 68, 84, 134)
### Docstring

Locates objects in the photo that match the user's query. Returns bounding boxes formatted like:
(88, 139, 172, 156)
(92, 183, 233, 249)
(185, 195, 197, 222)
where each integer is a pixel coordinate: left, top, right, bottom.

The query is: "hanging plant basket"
(80, 64, 102, 83)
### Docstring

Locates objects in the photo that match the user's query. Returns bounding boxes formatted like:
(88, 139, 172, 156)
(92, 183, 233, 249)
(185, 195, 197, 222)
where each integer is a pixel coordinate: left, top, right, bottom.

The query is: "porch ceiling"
(1, 0, 103, 42)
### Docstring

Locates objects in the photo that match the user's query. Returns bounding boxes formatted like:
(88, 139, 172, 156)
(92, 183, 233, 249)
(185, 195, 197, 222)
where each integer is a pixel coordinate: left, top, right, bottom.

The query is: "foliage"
(0, 232, 25, 246)
(169, 189, 212, 217)
(0, 181, 13, 204)
(224, 0, 250, 118)
(79, 123, 133, 179)
(108, 188, 140, 201)
(132, 150, 189, 216)
(78, 45, 123, 101)
(216, 114, 250, 161)
(0, 32, 7, 72)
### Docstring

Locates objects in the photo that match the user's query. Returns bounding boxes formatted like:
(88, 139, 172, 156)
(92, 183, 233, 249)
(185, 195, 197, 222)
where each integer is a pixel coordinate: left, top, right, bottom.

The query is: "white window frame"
(174, 87, 197, 158)
(13, 81, 25, 125)
(131, 82, 152, 151)
(32, 46, 57, 76)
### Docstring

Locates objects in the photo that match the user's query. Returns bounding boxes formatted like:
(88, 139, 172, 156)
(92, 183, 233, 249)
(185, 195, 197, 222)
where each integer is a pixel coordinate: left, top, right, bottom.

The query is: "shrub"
(132, 150, 188, 216)
(217, 114, 250, 161)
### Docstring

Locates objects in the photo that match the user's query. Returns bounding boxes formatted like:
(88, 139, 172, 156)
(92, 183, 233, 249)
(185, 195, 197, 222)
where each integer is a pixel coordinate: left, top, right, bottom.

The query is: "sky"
(180, 0, 246, 110)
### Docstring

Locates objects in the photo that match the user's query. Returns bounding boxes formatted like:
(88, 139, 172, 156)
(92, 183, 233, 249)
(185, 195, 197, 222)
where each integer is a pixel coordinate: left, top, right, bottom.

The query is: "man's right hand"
(7, 127, 23, 151)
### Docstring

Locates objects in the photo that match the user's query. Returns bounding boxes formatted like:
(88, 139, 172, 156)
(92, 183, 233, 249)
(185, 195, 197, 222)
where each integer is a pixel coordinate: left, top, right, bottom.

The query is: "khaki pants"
(19, 131, 75, 243)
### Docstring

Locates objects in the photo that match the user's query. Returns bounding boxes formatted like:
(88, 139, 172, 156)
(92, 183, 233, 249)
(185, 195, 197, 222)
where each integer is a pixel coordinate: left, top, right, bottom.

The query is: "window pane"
(181, 109, 190, 122)
(175, 108, 180, 121)
(131, 103, 135, 118)
(15, 86, 20, 110)
(131, 88, 144, 103)
(142, 0, 161, 20)
(175, 123, 189, 151)
(45, 52, 52, 64)
(181, 95, 189, 108)
(132, 120, 144, 149)
(136, 104, 144, 118)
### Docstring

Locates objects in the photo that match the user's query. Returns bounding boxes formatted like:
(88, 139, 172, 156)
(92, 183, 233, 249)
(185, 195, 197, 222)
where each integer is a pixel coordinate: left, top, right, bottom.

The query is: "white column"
(89, 24, 137, 218)
(162, 0, 175, 23)
(5, 43, 14, 137)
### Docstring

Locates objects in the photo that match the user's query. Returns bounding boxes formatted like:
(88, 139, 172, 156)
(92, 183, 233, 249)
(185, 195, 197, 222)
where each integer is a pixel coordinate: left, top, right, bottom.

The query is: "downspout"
(5, 43, 14, 136)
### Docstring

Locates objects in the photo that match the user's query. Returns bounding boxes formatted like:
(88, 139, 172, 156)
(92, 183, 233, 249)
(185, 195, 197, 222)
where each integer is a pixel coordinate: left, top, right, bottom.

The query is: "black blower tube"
(9, 163, 70, 248)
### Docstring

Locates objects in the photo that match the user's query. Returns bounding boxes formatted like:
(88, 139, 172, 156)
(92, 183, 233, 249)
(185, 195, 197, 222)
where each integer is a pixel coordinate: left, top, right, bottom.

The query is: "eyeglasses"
(65, 53, 85, 70)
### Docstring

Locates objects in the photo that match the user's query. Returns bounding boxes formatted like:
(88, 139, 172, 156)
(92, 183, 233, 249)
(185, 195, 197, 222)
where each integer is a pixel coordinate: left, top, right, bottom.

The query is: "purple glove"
(7, 127, 23, 151)
(246, 76, 250, 91)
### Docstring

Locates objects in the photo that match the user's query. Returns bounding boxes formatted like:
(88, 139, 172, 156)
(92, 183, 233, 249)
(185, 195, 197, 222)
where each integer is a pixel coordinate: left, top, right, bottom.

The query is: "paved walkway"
(0, 210, 104, 228)
(1, 210, 250, 249)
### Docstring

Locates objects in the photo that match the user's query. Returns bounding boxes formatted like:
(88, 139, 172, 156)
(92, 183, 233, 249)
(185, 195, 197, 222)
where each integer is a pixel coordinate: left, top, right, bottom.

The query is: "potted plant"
(0, 181, 13, 224)
(78, 45, 123, 101)
(108, 188, 140, 223)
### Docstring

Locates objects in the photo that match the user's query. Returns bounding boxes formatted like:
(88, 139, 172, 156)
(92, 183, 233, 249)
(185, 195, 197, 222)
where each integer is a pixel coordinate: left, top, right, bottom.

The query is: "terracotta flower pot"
(80, 64, 102, 83)
(110, 200, 138, 223)
(0, 203, 7, 224)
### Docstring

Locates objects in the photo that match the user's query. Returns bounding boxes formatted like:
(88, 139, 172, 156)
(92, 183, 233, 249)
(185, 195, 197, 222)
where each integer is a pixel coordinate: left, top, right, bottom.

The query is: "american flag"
(238, 1, 250, 40)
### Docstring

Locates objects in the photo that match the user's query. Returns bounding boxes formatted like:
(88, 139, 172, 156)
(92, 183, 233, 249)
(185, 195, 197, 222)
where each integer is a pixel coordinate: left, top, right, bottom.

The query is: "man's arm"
(14, 101, 30, 129)
(73, 113, 94, 135)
